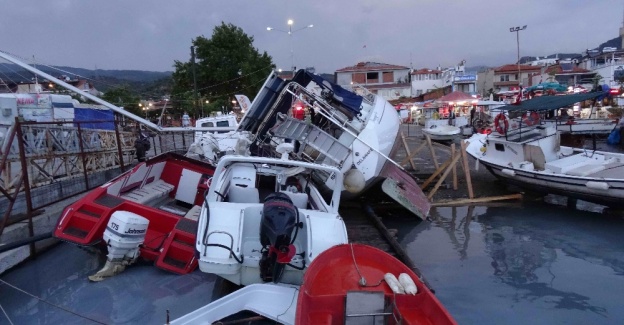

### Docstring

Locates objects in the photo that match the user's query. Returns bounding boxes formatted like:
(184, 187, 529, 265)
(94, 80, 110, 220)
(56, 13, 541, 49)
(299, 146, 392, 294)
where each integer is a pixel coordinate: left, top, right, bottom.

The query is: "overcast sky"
(1, 0, 623, 74)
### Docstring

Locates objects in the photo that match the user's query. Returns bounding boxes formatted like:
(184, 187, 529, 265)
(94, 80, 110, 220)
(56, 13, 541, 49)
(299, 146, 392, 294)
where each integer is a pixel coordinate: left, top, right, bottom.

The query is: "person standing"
(182, 112, 191, 127)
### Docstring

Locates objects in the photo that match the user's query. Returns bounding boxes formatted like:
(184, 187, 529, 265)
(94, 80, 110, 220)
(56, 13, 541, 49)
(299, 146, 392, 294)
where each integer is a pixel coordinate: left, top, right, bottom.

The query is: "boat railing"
(346, 81, 375, 106)
(202, 230, 235, 258)
(285, 82, 355, 130)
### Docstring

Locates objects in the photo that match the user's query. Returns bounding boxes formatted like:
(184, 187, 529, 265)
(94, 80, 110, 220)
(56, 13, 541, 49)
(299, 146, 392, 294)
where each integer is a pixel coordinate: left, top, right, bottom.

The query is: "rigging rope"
(0, 302, 14, 325)
(350, 243, 383, 287)
(0, 279, 108, 325)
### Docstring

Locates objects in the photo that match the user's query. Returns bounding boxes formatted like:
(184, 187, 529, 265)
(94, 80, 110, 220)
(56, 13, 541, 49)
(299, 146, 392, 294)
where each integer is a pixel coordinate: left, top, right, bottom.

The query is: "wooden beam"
(430, 193, 523, 207)
(427, 152, 462, 199)
(400, 141, 427, 166)
(420, 157, 453, 189)
(424, 134, 439, 169)
(451, 143, 458, 190)
(400, 132, 417, 170)
(460, 140, 474, 199)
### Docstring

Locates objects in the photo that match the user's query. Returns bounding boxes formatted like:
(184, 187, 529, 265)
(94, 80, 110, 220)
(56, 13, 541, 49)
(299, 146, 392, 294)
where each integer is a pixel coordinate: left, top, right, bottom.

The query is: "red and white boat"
(53, 152, 215, 278)
(169, 243, 456, 325)
(296, 243, 456, 325)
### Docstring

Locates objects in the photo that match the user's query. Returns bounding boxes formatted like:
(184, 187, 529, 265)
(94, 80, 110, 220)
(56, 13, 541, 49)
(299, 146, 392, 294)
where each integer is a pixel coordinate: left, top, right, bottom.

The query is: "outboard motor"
(259, 192, 298, 283)
(88, 211, 149, 282)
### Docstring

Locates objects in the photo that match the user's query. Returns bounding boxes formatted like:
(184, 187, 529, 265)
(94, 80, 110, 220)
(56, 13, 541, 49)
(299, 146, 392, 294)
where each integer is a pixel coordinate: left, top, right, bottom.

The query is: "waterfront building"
(335, 61, 411, 101)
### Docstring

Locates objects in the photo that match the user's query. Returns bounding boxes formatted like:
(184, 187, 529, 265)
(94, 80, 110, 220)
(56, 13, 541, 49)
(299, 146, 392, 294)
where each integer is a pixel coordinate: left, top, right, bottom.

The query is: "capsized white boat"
(465, 92, 624, 207)
(192, 69, 430, 219)
(196, 143, 348, 286)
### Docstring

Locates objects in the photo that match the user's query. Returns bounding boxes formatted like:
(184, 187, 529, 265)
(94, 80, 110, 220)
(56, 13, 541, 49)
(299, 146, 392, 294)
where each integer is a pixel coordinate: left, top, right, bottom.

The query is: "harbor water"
(386, 202, 624, 325)
(2, 201, 624, 324)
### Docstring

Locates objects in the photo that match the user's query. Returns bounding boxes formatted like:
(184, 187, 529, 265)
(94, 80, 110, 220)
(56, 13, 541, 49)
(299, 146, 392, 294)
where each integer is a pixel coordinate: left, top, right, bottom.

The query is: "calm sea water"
(2, 201, 624, 324)
(386, 202, 624, 325)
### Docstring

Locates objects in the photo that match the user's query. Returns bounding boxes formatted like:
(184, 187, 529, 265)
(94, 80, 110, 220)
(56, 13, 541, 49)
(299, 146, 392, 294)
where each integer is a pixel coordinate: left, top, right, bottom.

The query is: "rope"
(0, 279, 108, 324)
(276, 287, 299, 321)
(0, 302, 14, 325)
(349, 243, 382, 287)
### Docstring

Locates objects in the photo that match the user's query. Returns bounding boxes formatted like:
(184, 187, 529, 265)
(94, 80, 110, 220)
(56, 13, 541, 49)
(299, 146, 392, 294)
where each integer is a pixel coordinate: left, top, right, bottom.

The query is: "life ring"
(528, 111, 539, 126)
(494, 113, 509, 134)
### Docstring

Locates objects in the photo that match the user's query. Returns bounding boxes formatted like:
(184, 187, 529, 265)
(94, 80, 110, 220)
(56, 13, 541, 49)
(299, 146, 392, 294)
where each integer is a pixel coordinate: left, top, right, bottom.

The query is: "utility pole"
(509, 25, 527, 89)
(191, 46, 199, 117)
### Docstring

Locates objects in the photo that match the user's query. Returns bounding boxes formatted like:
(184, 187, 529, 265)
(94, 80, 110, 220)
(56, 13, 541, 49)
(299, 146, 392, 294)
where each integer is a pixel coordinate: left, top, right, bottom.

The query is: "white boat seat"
(280, 190, 308, 209)
(185, 205, 202, 221)
(229, 185, 260, 203)
(121, 179, 174, 204)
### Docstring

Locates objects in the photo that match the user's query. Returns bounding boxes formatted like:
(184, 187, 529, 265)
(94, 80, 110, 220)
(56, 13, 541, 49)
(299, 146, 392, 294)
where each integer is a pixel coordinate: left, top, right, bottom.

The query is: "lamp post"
(509, 25, 527, 88)
(267, 19, 313, 74)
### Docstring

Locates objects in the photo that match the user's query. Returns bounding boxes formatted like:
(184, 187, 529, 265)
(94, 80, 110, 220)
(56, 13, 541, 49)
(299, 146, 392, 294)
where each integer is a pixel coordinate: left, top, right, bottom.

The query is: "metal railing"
(0, 116, 196, 236)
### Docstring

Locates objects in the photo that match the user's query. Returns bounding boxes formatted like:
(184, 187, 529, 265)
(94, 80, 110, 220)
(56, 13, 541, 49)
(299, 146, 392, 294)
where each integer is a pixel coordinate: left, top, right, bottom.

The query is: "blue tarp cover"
(293, 70, 363, 116)
(496, 92, 606, 112)
(73, 107, 115, 130)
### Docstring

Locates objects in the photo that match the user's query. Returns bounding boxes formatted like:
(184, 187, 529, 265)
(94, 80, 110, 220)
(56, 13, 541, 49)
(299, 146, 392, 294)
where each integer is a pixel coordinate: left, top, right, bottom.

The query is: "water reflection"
(390, 203, 624, 324)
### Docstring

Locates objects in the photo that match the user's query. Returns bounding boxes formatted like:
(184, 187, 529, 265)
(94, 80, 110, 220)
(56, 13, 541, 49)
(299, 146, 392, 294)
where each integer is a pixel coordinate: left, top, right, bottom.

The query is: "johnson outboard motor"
(259, 192, 299, 283)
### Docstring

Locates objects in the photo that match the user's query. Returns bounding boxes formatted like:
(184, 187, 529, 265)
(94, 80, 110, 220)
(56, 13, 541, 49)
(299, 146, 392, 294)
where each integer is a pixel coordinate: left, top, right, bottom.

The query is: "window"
(499, 75, 510, 82)
(495, 143, 505, 151)
(216, 121, 230, 127)
(366, 72, 379, 83)
(201, 122, 214, 127)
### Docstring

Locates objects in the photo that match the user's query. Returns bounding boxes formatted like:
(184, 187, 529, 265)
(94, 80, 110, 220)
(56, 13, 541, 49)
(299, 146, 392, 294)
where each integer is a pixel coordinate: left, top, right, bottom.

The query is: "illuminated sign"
(454, 75, 476, 82)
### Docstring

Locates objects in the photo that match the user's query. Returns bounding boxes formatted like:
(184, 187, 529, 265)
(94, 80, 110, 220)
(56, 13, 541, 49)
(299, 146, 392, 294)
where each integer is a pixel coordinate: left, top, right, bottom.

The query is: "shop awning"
(495, 92, 606, 112)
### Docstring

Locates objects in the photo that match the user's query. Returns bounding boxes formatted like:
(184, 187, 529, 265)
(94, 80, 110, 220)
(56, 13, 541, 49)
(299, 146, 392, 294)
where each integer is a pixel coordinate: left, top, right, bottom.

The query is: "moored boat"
(295, 243, 457, 325)
(53, 152, 215, 278)
(195, 143, 348, 286)
(465, 92, 624, 208)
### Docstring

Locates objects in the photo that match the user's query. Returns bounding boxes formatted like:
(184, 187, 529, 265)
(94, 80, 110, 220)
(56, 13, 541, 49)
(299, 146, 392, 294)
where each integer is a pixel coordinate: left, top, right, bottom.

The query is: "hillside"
(0, 63, 172, 95)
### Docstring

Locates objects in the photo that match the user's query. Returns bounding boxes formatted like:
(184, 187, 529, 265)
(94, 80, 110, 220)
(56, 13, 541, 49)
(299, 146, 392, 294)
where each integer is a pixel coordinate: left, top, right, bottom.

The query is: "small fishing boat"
(465, 92, 624, 208)
(53, 152, 215, 279)
(195, 143, 348, 286)
(296, 243, 457, 325)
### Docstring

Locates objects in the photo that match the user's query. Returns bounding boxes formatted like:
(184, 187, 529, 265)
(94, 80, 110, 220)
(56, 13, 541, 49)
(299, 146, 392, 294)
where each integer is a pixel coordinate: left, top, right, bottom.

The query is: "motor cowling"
(89, 211, 149, 282)
(260, 192, 297, 249)
(259, 192, 298, 282)
(103, 211, 149, 261)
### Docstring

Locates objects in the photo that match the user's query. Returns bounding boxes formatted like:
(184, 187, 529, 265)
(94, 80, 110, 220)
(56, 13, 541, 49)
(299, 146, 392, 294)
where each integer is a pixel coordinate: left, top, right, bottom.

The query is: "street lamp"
(509, 25, 527, 88)
(267, 19, 314, 73)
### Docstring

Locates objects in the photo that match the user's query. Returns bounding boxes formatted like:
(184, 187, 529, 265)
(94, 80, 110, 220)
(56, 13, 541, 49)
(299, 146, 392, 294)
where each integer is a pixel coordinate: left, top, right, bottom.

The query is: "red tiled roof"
(545, 64, 590, 74)
(494, 64, 541, 73)
(411, 68, 442, 75)
(363, 83, 411, 90)
(336, 62, 409, 72)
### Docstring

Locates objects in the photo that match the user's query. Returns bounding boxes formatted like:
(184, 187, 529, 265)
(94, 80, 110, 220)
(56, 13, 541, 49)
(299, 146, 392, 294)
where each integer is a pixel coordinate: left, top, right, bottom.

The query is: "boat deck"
(587, 164, 624, 179)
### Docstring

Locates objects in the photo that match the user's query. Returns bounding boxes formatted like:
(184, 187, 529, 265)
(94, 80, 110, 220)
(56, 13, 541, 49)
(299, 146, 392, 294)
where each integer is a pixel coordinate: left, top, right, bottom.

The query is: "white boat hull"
(466, 132, 624, 207)
(169, 283, 297, 325)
